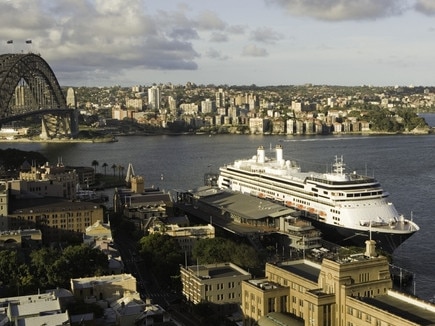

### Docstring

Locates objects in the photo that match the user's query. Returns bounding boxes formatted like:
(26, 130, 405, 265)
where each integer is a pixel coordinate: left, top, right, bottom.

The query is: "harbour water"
(1, 114, 434, 300)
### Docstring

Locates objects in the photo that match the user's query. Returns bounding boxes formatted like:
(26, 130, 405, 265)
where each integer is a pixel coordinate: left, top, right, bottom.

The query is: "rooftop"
(359, 291, 435, 325)
(71, 273, 136, 289)
(274, 260, 321, 283)
(197, 190, 295, 221)
(9, 197, 101, 213)
(186, 262, 250, 279)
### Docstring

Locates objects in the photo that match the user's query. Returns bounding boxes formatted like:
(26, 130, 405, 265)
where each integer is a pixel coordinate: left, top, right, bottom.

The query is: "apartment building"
(180, 262, 251, 316)
(2, 198, 103, 243)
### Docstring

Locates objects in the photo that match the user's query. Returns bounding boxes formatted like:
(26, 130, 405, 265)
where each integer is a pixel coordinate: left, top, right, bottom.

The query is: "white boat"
(217, 145, 419, 253)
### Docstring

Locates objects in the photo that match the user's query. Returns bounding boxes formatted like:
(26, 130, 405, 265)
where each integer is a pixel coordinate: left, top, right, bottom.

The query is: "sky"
(1, 0, 435, 87)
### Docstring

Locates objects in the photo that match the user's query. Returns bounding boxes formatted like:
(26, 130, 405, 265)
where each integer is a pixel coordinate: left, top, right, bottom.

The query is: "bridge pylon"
(40, 109, 79, 139)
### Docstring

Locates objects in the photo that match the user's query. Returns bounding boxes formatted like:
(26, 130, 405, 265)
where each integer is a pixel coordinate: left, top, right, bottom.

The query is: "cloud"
(251, 27, 283, 44)
(414, 0, 435, 15)
(210, 33, 229, 42)
(205, 48, 229, 60)
(242, 44, 269, 57)
(0, 0, 201, 84)
(194, 10, 227, 30)
(169, 28, 200, 40)
(265, 0, 408, 21)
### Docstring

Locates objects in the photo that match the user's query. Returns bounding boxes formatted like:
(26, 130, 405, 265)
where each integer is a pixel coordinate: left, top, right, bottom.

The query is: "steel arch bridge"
(0, 53, 78, 138)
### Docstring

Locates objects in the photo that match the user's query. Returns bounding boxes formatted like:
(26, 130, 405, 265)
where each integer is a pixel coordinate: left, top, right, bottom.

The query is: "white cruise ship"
(217, 145, 419, 253)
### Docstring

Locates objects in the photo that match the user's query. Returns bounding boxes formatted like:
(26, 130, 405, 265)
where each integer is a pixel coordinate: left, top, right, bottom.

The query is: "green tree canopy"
(192, 237, 261, 270)
(138, 233, 184, 286)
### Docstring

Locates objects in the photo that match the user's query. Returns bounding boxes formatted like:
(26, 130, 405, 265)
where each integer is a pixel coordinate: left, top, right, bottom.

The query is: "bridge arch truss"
(0, 53, 66, 119)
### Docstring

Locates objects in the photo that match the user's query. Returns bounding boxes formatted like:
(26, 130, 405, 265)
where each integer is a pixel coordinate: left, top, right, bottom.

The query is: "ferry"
(217, 145, 419, 253)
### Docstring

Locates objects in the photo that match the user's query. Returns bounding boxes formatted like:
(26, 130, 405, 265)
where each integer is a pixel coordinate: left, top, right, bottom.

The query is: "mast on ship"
(333, 155, 345, 175)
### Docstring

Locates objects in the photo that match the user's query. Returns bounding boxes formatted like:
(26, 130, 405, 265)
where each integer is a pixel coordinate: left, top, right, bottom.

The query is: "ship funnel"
(276, 145, 283, 164)
(257, 146, 265, 163)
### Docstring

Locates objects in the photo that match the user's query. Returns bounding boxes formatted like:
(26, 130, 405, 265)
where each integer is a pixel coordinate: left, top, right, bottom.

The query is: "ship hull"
(305, 215, 415, 254)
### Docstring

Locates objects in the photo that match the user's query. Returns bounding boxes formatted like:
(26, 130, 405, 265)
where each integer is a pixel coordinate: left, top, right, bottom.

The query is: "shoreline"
(0, 128, 433, 143)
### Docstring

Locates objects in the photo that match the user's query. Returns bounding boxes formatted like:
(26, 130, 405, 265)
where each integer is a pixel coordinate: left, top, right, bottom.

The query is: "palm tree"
(111, 164, 117, 177)
(91, 160, 99, 174)
(117, 164, 123, 179)
(102, 162, 108, 175)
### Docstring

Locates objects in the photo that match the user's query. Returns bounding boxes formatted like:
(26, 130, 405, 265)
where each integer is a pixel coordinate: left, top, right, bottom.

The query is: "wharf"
(173, 187, 293, 237)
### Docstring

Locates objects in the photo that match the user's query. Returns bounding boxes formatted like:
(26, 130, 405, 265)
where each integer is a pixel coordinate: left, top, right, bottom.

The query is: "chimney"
(365, 239, 376, 257)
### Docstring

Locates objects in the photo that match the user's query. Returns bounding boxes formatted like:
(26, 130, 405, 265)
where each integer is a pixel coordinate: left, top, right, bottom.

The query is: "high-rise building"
(147, 86, 161, 110)
(168, 96, 177, 115)
(216, 88, 226, 108)
(201, 99, 215, 114)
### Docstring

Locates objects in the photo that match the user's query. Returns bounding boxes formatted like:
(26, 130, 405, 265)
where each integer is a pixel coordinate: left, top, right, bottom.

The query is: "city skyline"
(1, 0, 435, 87)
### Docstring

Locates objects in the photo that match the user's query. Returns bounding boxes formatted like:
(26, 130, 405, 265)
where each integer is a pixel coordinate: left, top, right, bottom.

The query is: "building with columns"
(242, 240, 435, 326)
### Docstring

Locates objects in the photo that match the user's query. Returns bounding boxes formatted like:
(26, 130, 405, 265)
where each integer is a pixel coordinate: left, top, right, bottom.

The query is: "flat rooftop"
(198, 190, 294, 221)
(71, 273, 135, 288)
(10, 197, 101, 213)
(275, 260, 321, 283)
(187, 262, 250, 279)
(360, 293, 435, 325)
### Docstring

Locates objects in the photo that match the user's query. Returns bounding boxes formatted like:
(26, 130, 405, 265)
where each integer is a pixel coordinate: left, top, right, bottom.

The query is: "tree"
(111, 163, 117, 176)
(101, 162, 108, 175)
(0, 250, 34, 296)
(30, 247, 59, 289)
(139, 234, 184, 286)
(92, 160, 99, 173)
(192, 237, 261, 270)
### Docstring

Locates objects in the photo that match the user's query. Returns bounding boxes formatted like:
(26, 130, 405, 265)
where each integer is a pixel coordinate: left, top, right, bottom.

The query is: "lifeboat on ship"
(285, 201, 294, 207)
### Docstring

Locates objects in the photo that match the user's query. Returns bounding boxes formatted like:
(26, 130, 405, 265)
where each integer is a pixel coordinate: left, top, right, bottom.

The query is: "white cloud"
(414, 0, 435, 15)
(205, 48, 229, 60)
(210, 33, 229, 42)
(242, 44, 269, 57)
(251, 27, 283, 44)
(265, 0, 408, 21)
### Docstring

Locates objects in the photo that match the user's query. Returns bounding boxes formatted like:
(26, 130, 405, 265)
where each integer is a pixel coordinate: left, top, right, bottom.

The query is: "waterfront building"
(13, 160, 78, 199)
(272, 119, 286, 134)
(286, 118, 295, 135)
(241, 240, 435, 326)
(180, 262, 251, 316)
(249, 117, 266, 134)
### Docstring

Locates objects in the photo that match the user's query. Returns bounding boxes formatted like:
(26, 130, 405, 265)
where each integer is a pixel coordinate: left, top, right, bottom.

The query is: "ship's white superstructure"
(217, 145, 419, 252)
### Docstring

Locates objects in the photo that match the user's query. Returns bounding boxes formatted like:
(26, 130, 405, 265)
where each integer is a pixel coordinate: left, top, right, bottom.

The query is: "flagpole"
(6, 40, 14, 53)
